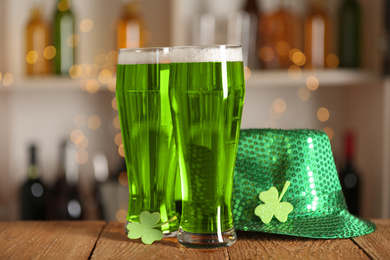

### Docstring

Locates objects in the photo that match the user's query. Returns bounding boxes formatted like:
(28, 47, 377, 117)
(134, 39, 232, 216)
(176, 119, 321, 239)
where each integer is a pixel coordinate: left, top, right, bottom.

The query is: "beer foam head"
(171, 45, 243, 63)
(118, 47, 170, 64)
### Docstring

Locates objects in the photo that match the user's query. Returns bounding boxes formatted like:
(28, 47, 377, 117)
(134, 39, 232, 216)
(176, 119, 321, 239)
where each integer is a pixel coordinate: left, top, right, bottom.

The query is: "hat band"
(283, 189, 347, 218)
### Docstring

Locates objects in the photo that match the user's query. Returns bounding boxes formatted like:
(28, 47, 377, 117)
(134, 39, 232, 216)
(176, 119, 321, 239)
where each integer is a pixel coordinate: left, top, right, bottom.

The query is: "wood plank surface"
(90, 222, 229, 259)
(0, 220, 388, 259)
(352, 219, 390, 260)
(0, 221, 105, 260)
(229, 232, 369, 259)
(91, 222, 374, 259)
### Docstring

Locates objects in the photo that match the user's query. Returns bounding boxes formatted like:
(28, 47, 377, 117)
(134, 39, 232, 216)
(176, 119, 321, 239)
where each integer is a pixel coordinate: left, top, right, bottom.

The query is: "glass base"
(124, 220, 178, 238)
(177, 227, 237, 249)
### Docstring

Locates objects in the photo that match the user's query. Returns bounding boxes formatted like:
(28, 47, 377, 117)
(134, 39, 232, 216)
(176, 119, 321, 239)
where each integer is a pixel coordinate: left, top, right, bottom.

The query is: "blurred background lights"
(297, 86, 311, 101)
(273, 98, 287, 114)
(57, 0, 71, 11)
(323, 126, 334, 140)
(84, 79, 100, 93)
(118, 171, 128, 186)
(326, 54, 339, 68)
(44, 46, 56, 59)
(3, 73, 14, 86)
(98, 70, 113, 84)
(75, 149, 88, 164)
(115, 209, 127, 223)
(108, 78, 116, 92)
(88, 115, 101, 130)
(26, 50, 38, 64)
(118, 144, 125, 157)
(290, 49, 306, 66)
(115, 133, 122, 146)
(106, 50, 118, 64)
(69, 64, 82, 79)
(287, 65, 302, 80)
(113, 115, 121, 129)
(244, 66, 251, 80)
(259, 46, 274, 62)
(70, 129, 85, 144)
(76, 136, 88, 150)
(80, 19, 93, 32)
(275, 41, 290, 56)
(317, 107, 330, 122)
(306, 76, 319, 91)
(111, 97, 118, 110)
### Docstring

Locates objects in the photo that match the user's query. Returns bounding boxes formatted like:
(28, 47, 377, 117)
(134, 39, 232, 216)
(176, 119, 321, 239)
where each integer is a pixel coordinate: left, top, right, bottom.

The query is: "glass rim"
(118, 46, 170, 53)
(172, 44, 242, 50)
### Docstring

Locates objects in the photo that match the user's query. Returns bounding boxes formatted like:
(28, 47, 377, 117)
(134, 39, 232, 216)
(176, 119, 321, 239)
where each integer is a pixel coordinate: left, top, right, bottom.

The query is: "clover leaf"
(254, 181, 293, 224)
(127, 211, 177, 244)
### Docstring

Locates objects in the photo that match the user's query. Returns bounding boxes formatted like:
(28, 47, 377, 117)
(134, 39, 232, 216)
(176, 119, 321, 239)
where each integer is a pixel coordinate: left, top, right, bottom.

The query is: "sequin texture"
(232, 129, 376, 238)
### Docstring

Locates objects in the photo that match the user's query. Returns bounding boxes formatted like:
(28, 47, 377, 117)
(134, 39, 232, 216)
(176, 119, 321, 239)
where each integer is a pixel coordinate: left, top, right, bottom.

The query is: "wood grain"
(0, 221, 105, 260)
(90, 222, 229, 260)
(0, 220, 388, 259)
(230, 232, 369, 259)
(352, 219, 390, 260)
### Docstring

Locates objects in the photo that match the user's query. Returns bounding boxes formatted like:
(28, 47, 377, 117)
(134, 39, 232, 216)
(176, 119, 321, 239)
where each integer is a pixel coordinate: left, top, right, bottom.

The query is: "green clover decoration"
(127, 211, 177, 244)
(254, 181, 293, 224)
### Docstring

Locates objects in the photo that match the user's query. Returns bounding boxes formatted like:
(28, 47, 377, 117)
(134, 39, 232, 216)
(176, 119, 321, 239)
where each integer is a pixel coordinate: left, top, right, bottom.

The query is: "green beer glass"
(116, 47, 179, 236)
(170, 45, 245, 248)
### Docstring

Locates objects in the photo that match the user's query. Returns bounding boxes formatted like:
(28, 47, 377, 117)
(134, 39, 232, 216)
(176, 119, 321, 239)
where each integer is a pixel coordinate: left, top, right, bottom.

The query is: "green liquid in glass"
(116, 63, 179, 234)
(170, 61, 245, 234)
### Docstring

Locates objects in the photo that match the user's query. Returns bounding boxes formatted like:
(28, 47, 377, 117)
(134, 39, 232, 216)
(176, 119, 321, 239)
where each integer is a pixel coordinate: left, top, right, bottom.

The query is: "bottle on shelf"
(49, 140, 83, 220)
(304, 0, 331, 69)
(53, 0, 75, 75)
(25, 5, 51, 76)
(20, 144, 47, 220)
(339, 131, 360, 216)
(258, 0, 301, 69)
(338, 0, 361, 68)
(117, 0, 144, 49)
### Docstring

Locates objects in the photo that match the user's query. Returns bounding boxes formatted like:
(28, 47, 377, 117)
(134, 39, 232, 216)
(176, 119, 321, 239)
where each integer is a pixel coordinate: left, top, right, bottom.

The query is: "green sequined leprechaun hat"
(232, 129, 376, 239)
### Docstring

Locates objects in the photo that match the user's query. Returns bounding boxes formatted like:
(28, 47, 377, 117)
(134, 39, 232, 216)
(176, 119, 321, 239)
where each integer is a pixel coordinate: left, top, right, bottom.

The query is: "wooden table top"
(0, 219, 389, 259)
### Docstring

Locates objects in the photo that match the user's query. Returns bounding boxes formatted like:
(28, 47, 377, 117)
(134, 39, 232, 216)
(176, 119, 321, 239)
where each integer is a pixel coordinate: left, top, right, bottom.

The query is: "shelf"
(0, 76, 115, 93)
(246, 69, 381, 89)
(0, 69, 380, 93)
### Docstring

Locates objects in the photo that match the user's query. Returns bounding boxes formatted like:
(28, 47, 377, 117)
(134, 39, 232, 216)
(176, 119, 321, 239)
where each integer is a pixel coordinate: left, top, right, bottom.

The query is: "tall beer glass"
(116, 47, 179, 236)
(170, 45, 245, 248)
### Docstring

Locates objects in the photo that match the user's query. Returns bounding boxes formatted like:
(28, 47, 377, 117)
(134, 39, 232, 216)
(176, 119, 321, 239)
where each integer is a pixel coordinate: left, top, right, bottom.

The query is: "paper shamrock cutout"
(254, 181, 293, 224)
(127, 211, 177, 244)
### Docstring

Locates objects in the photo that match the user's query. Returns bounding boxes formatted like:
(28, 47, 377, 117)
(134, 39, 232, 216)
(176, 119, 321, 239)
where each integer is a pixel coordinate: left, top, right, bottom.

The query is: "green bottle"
(338, 0, 361, 68)
(53, 0, 75, 75)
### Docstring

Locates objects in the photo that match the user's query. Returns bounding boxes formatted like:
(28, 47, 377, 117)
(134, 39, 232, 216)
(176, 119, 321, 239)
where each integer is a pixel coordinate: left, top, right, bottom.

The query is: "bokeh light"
(44, 46, 56, 60)
(273, 98, 287, 114)
(323, 126, 334, 140)
(297, 86, 311, 101)
(306, 76, 319, 91)
(259, 46, 274, 62)
(80, 19, 93, 32)
(3, 73, 14, 86)
(88, 115, 101, 130)
(326, 54, 339, 68)
(317, 107, 330, 122)
(26, 50, 38, 64)
(111, 97, 118, 110)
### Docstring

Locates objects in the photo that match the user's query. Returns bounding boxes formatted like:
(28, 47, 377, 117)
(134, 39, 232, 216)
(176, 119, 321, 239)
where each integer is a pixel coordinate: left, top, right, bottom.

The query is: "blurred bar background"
(0, 0, 389, 222)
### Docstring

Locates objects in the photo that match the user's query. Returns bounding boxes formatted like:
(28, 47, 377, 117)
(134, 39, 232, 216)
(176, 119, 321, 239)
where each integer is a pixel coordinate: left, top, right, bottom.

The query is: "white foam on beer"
(118, 48, 170, 65)
(171, 45, 243, 63)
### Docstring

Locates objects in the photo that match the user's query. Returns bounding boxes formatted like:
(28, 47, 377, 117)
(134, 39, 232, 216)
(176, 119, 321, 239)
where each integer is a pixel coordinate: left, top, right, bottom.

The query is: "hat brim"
(234, 209, 376, 239)
(232, 128, 376, 239)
